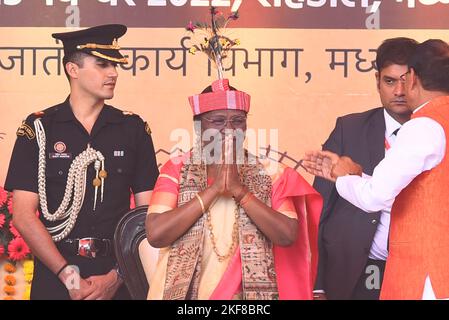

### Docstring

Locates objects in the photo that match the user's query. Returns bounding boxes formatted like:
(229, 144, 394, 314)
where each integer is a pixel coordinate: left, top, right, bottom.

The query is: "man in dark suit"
(313, 38, 418, 300)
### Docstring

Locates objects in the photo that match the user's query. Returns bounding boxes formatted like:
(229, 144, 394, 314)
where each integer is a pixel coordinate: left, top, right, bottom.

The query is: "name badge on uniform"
(114, 150, 125, 157)
(49, 141, 72, 159)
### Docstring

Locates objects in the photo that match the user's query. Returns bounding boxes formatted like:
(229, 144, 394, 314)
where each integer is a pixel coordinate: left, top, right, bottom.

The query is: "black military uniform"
(4, 25, 159, 299)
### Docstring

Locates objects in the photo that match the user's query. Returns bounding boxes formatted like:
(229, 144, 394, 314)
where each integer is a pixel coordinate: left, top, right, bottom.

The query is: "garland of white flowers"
(34, 119, 106, 242)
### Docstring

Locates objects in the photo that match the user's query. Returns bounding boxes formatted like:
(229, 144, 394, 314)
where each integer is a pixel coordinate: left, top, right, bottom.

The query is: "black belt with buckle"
(59, 238, 112, 259)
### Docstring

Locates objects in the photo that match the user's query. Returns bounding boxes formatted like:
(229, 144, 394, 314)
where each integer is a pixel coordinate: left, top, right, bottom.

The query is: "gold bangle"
(195, 193, 205, 213)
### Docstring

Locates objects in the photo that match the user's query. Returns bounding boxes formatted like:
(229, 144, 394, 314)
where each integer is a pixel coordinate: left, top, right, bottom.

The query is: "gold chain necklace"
(204, 199, 240, 262)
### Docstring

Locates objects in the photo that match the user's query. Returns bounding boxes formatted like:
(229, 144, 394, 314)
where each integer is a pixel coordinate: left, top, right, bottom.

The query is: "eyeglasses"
(201, 116, 247, 128)
(400, 70, 411, 82)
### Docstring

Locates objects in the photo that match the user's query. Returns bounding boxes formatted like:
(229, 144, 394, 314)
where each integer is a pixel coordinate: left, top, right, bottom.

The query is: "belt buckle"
(78, 238, 100, 259)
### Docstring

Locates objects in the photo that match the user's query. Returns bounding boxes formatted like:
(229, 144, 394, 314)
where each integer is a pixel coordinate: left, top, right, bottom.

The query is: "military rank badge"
(145, 121, 152, 136)
(16, 123, 35, 140)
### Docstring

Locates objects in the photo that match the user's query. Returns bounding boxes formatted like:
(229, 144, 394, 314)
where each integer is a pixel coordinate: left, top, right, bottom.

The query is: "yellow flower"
(24, 273, 33, 283)
(23, 260, 34, 276)
(23, 264, 34, 275)
(234, 39, 241, 45)
(4, 285, 16, 296)
(189, 47, 197, 55)
(23, 273, 33, 283)
(220, 39, 229, 47)
(23, 259, 34, 270)
(5, 275, 16, 286)
(23, 268, 33, 276)
(4, 263, 17, 273)
(23, 285, 31, 300)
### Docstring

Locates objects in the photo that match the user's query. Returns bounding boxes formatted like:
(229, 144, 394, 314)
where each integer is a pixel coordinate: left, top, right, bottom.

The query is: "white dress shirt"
(367, 109, 401, 261)
(335, 102, 446, 299)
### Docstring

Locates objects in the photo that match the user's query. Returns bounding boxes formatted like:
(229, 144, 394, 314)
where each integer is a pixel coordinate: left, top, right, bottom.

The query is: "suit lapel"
(366, 108, 386, 175)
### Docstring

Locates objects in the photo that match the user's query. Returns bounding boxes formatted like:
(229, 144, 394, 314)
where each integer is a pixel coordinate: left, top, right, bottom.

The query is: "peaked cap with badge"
(52, 24, 128, 64)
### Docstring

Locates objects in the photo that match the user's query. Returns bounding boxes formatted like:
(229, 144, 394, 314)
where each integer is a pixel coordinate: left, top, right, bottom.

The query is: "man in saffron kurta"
(382, 95, 449, 299)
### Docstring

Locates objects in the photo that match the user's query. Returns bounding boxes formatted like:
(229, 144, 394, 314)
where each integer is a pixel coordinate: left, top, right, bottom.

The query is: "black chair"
(114, 205, 151, 300)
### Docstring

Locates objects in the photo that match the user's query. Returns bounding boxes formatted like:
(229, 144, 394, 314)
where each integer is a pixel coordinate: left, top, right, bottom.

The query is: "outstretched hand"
(301, 150, 363, 182)
(301, 150, 339, 182)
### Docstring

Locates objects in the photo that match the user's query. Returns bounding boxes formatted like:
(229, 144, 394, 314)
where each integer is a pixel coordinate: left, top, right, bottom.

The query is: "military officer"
(4, 24, 159, 300)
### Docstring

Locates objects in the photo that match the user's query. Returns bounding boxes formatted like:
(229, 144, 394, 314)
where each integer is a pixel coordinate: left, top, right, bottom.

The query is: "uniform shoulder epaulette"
(33, 106, 59, 119)
(17, 110, 49, 139)
(33, 110, 45, 117)
(122, 110, 134, 116)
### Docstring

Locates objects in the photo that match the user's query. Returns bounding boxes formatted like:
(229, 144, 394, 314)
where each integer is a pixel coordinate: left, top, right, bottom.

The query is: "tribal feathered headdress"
(186, 7, 240, 79)
(186, 7, 250, 116)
